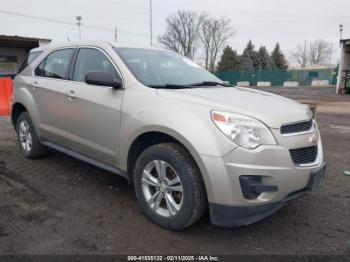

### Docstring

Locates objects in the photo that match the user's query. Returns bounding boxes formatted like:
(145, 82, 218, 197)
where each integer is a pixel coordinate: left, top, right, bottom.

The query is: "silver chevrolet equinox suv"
(11, 41, 326, 230)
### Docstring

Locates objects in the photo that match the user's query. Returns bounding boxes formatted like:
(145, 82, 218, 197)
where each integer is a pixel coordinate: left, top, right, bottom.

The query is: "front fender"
(120, 90, 238, 201)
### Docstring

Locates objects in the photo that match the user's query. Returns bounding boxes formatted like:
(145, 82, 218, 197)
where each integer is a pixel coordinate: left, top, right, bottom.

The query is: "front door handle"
(66, 90, 76, 100)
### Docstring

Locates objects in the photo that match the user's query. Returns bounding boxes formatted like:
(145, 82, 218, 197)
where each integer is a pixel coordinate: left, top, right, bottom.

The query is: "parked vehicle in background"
(11, 41, 326, 230)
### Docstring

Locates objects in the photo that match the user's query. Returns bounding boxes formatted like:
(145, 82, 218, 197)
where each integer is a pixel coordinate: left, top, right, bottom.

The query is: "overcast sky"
(0, 0, 348, 64)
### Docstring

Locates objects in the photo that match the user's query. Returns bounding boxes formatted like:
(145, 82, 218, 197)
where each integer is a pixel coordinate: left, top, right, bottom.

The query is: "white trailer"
(337, 39, 350, 94)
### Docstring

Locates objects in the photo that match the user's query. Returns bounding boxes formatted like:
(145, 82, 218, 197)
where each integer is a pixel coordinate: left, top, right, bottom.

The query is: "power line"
(150, 0, 153, 46)
(0, 9, 150, 38)
(4, 0, 166, 29)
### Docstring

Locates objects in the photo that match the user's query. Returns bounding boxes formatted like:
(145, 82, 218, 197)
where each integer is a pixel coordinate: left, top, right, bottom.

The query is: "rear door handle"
(66, 90, 76, 100)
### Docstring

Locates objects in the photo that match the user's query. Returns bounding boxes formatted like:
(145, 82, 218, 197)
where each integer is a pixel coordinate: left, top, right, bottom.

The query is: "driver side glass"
(73, 48, 120, 83)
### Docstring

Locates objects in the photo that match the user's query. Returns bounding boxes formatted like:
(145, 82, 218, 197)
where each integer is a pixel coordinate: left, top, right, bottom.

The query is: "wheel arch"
(11, 102, 28, 129)
(125, 129, 212, 198)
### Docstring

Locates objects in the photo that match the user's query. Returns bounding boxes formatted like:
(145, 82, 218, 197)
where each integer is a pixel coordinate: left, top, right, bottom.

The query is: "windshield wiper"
(189, 81, 233, 87)
(148, 84, 192, 89)
(148, 82, 233, 89)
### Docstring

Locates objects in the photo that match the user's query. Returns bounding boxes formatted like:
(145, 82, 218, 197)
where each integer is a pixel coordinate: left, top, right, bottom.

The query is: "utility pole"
(150, 0, 153, 46)
(328, 43, 333, 67)
(114, 25, 118, 43)
(76, 16, 82, 41)
(303, 40, 307, 68)
(339, 24, 344, 42)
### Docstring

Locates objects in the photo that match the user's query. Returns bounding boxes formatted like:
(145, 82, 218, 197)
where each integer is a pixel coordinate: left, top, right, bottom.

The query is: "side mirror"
(85, 71, 122, 89)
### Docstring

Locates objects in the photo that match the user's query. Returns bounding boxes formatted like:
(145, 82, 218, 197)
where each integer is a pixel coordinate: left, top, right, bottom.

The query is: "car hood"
(156, 86, 313, 128)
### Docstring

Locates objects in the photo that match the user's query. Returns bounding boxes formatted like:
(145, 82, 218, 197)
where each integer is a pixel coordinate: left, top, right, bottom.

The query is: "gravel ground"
(0, 86, 349, 255)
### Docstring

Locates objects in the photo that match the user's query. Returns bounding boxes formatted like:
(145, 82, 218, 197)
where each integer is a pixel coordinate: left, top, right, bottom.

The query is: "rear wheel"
(16, 112, 47, 158)
(133, 143, 206, 230)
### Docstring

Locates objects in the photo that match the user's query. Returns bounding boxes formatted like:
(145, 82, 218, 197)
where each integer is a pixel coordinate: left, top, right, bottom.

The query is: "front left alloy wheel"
(133, 143, 207, 230)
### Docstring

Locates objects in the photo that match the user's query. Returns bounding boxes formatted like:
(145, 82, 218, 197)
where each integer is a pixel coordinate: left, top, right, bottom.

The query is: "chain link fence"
(216, 68, 338, 86)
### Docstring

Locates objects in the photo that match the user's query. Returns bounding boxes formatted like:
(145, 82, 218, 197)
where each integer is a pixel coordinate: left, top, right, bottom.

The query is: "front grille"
(289, 146, 318, 165)
(281, 120, 313, 135)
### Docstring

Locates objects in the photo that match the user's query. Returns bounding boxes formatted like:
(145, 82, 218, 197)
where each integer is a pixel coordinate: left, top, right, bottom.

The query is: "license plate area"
(308, 165, 326, 191)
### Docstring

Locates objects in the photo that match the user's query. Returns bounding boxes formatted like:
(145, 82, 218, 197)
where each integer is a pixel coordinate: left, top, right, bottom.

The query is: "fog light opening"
(239, 176, 278, 200)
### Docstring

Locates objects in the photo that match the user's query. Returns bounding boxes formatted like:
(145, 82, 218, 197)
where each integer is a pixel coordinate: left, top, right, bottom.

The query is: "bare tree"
(291, 39, 332, 67)
(199, 17, 235, 72)
(308, 39, 332, 65)
(290, 42, 308, 68)
(158, 11, 204, 59)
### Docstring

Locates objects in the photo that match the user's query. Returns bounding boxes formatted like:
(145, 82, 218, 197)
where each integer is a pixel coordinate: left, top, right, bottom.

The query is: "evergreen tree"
(258, 46, 275, 70)
(242, 40, 261, 69)
(217, 46, 238, 71)
(271, 43, 288, 69)
(237, 53, 254, 70)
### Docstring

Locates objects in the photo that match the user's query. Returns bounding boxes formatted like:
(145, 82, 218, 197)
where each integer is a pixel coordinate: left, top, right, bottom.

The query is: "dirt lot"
(0, 86, 349, 255)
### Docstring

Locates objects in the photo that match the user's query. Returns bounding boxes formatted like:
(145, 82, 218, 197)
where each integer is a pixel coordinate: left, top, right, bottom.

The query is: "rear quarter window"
(17, 51, 43, 74)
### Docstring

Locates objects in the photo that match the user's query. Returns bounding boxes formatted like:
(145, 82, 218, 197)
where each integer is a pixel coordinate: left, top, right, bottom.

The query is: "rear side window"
(17, 51, 42, 74)
(35, 49, 74, 79)
(73, 48, 119, 82)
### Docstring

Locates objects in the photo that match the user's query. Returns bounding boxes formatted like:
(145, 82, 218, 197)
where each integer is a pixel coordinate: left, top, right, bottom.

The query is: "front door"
(62, 47, 124, 165)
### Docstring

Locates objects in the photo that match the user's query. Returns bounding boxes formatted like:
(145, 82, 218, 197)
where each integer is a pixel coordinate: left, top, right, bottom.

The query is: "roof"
(0, 35, 51, 49)
(31, 40, 167, 53)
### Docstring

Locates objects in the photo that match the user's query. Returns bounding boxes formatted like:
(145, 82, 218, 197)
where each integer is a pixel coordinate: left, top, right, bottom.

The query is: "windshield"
(115, 48, 222, 87)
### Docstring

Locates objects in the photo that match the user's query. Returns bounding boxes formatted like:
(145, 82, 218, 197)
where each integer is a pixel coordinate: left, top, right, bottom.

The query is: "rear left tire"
(16, 112, 48, 159)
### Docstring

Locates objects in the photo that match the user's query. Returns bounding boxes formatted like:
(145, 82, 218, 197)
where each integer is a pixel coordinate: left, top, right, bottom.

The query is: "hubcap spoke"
(168, 176, 180, 187)
(148, 191, 163, 211)
(142, 170, 159, 187)
(153, 193, 163, 211)
(147, 191, 160, 206)
(154, 160, 167, 181)
(165, 193, 179, 216)
(168, 185, 183, 192)
(19, 122, 26, 133)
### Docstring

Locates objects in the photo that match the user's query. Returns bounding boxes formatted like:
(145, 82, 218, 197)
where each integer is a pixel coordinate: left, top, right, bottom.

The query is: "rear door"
(62, 47, 124, 165)
(32, 48, 75, 144)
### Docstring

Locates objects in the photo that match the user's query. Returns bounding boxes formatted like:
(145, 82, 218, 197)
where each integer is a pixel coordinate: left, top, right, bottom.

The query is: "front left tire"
(133, 143, 207, 230)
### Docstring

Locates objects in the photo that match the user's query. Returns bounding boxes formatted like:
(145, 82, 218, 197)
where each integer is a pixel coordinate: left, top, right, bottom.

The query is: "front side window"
(115, 48, 221, 87)
(35, 49, 74, 79)
(73, 48, 119, 83)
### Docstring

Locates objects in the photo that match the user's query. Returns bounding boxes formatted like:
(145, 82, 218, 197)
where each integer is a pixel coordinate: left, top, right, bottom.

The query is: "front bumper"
(209, 163, 326, 227)
(199, 132, 325, 227)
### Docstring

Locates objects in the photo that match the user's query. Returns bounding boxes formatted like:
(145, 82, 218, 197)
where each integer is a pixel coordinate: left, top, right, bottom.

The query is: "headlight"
(211, 111, 276, 149)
